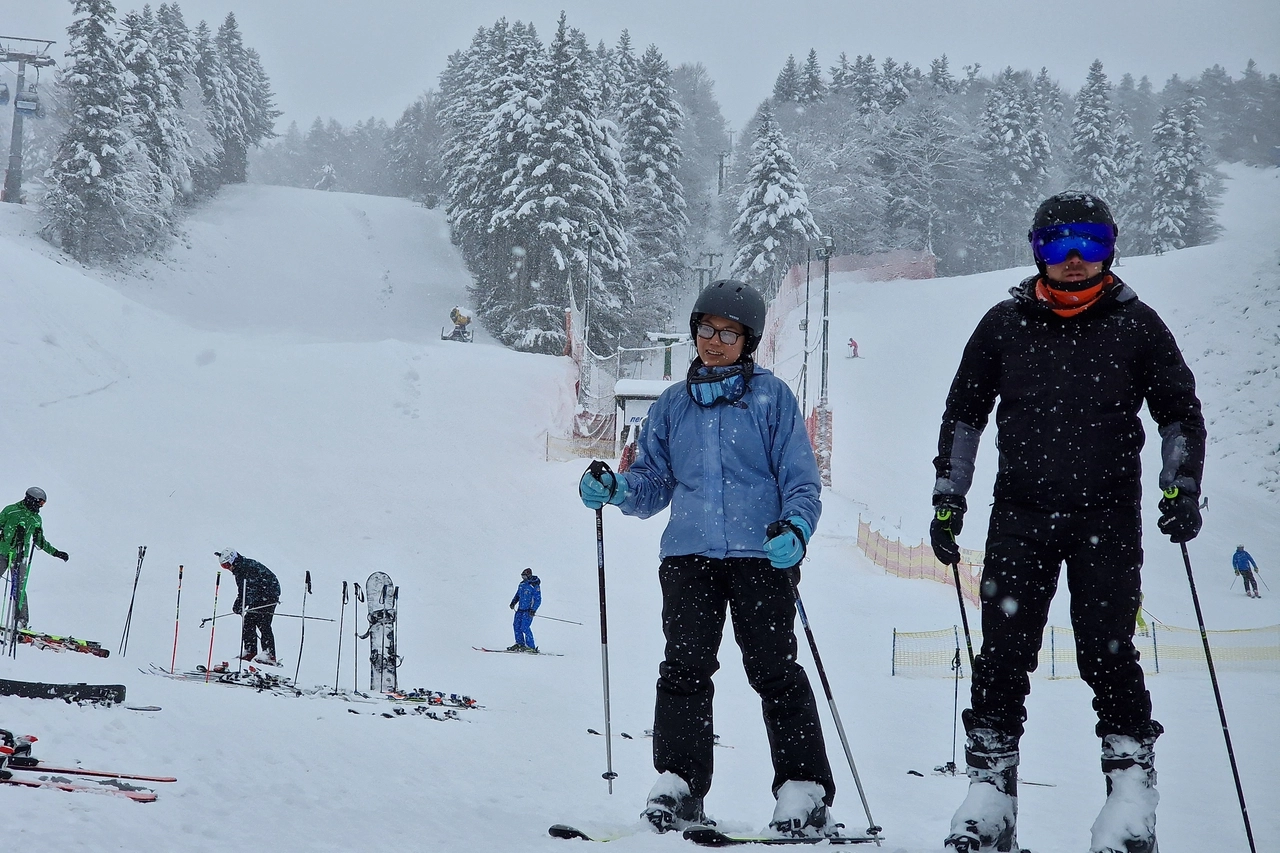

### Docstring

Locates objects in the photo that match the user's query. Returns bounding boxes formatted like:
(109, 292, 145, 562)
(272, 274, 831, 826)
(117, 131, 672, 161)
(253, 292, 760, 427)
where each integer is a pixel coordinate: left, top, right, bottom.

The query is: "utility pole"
(1, 37, 56, 205)
(704, 252, 723, 278)
(814, 235, 835, 486)
(584, 221, 600, 354)
(717, 151, 729, 194)
(800, 249, 812, 413)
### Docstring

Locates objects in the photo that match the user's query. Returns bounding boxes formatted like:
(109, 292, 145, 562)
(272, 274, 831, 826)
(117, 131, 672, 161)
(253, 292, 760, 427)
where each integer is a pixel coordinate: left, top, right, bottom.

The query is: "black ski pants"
(966, 503, 1161, 742)
(242, 603, 277, 658)
(653, 554, 834, 805)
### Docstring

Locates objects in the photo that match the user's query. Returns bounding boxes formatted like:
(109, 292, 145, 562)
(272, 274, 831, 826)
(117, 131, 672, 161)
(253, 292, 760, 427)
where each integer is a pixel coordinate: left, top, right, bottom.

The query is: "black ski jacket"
(228, 556, 281, 612)
(934, 275, 1205, 511)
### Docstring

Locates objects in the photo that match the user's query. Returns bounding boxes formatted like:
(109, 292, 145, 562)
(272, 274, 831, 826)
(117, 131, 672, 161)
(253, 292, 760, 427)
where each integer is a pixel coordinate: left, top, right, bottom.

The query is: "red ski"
(1, 774, 157, 802)
(9, 761, 176, 783)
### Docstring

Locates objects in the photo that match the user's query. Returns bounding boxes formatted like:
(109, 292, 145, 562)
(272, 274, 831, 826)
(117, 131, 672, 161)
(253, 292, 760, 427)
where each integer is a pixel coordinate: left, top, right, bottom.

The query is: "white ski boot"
(945, 728, 1020, 852)
(1089, 734, 1158, 853)
(642, 771, 712, 833)
(768, 780, 840, 838)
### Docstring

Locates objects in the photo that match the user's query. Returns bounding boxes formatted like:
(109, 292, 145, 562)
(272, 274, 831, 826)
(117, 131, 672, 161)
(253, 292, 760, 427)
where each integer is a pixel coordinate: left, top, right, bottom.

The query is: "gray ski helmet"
(1029, 191, 1118, 272)
(690, 279, 768, 356)
(215, 548, 238, 566)
(25, 486, 46, 502)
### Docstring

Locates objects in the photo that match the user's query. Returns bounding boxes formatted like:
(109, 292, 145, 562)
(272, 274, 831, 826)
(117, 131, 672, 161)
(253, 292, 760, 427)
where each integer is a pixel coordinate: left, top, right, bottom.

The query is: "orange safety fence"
(857, 516, 984, 607)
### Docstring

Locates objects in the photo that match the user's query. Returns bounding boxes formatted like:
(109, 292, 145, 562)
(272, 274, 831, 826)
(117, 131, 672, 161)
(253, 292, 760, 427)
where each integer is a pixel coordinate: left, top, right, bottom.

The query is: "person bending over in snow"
(929, 192, 1205, 853)
(579, 280, 835, 839)
(507, 568, 541, 651)
(216, 549, 281, 665)
(1233, 545, 1261, 598)
(0, 487, 69, 630)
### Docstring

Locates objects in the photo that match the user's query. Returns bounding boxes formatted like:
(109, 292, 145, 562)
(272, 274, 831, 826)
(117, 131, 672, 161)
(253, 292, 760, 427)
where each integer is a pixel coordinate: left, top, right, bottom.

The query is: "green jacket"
(0, 501, 59, 568)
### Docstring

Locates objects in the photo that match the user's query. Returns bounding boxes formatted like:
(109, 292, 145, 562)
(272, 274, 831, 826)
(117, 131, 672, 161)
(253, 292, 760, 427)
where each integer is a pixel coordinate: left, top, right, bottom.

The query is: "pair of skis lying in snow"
(1, 757, 175, 803)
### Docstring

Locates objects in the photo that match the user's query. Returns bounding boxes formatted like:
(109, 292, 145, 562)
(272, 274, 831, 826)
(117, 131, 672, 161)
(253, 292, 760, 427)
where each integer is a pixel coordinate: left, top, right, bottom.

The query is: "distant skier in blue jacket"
(508, 568, 541, 650)
(579, 280, 834, 839)
(1233, 545, 1261, 598)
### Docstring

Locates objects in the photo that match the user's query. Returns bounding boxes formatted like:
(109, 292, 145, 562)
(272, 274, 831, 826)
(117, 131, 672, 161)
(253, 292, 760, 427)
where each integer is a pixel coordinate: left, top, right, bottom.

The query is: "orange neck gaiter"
(1035, 274, 1113, 317)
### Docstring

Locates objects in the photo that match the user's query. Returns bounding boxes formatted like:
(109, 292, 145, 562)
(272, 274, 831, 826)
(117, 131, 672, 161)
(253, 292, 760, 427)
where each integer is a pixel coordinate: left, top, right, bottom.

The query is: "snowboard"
(0, 677, 125, 704)
(364, 572, 398, 692)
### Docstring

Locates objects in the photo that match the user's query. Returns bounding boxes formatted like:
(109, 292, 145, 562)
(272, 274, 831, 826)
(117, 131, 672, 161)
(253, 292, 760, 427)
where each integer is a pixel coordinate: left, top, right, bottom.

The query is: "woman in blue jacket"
(508, 568, 542, 649)
(580, 280, 834, 839)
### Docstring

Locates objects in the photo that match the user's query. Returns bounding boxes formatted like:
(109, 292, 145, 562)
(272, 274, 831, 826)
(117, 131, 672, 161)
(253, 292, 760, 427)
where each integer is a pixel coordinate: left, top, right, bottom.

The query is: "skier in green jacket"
(1, 487, 69, 630)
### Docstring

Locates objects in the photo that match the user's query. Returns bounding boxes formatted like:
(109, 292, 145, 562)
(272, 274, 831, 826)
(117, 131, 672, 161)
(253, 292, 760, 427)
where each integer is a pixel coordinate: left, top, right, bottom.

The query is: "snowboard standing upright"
(362, 572, 398, 692)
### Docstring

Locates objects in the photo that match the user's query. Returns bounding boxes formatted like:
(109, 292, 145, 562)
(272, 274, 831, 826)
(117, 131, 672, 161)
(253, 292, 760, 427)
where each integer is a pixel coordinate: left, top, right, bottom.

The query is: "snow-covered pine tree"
(1148, 104, 1187, 253)
(799, 49, 826, 104)
(384, 91, 444, 203)
(619, 42, 688, 343)
(927, 55, 956, 94)
(1177, 95, 1220, 247)
(830, 53, 854, 95)
(593, 39, 622, 120)
(1233, 60, 1278, 166)
(977, 68, 1051, 267)
(729, 104, 820, 295)
(880, 57, 910, 111)
(119, 7, 188, 209)
(848, 55, 882, 115)
(669, 61, 731, 260)
(1033, 67, 1064, 120)
(157, 2, 217, 196)
(1111, 110, 1150, 256)
(773, 55, 800, 104)
(1069, 59, 1119, 200)
(192, 19, 231, 193)
(44, 0, 164, 261)
(214, 13, 255, 183)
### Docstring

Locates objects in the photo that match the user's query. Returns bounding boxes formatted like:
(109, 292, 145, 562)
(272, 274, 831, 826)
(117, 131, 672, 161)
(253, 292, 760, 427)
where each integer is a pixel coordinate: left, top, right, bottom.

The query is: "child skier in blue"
(508, 568, 541, 651)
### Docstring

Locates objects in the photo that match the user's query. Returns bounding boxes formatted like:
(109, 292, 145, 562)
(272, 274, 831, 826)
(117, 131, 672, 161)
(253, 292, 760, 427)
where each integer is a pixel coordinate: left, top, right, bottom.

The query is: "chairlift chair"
(14, 86, 40, 116)
(0, 82, 9, 106)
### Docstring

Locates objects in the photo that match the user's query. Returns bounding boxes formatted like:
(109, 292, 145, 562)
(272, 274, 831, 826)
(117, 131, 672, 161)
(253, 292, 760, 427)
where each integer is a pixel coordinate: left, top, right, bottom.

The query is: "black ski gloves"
(1158, 486, 1202, 543)
(930, 495, 967, 565)
(53, 550, 68, 562)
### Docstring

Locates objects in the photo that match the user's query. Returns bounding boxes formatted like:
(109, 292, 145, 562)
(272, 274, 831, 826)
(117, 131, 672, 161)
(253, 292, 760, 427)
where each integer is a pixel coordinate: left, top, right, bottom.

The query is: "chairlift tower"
(1, 36, 56, 205)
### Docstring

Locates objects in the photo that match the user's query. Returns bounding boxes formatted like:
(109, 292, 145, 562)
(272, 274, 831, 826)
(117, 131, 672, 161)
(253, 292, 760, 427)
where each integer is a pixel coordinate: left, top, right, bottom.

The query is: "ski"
(17, 629, 109, 658)
(548, 824, 640, 842)
(473, 646, 564, 656)
(682, 826, 882, 846)
(0, 676, 124, 704)
(0, 774, 157, 802)
(8, 759, 176, 783)
(381, 688, 483, 709)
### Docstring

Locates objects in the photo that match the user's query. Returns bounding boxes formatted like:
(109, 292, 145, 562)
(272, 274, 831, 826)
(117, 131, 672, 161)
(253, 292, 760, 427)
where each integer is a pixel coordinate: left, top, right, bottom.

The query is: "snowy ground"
(0, 169, 1276, 852)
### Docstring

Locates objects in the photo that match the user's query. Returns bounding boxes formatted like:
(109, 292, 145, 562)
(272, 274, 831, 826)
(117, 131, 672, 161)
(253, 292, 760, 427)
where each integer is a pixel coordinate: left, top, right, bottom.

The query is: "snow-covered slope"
(0, 171, 1275, 852)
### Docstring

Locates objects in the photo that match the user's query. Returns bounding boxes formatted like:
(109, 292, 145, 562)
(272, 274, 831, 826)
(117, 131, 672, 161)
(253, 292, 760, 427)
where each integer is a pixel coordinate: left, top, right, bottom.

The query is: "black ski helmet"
(25, 486, 46, 502)
(521, 568, 533, 578)
(690, 280, 768, 356)
(1029, 191, 1118, 273)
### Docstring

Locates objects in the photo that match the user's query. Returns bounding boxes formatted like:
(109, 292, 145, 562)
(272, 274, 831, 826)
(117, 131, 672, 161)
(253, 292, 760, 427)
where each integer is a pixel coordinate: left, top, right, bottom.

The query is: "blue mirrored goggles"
(1030, 222, 1116, 265)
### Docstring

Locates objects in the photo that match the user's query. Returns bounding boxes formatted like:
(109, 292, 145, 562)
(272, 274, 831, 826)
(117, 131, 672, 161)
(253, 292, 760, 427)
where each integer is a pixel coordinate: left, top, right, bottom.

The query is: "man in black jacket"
(216, 549, 281, 664)
(929, 192, 1205, 853)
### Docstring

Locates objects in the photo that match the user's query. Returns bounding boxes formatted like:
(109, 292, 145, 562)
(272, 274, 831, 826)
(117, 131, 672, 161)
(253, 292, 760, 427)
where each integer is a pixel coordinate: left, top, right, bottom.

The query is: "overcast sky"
(7, 1, 1279, 134)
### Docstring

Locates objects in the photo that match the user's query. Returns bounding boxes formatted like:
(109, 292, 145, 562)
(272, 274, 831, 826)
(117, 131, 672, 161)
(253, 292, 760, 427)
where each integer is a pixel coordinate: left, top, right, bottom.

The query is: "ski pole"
(534, 613, 583, 626)
(205, 570, 221, 683)
(199, 608, 332, 628)
(1179, 542, 1256, 853)
(170, 564, 184, 674)
(237, 578, 249, 675)
(119, 545, 147, 656)
(950, 560, 976, 670)
(587, 460, 619, 793)
(786, 569, 881, 839)
(295, 571, 312, 683)
(333, 581, 347, 695)
(352, 581, 364, 693)
(1257, 570, 1270, 592)
(1229, 574, 1238, 589)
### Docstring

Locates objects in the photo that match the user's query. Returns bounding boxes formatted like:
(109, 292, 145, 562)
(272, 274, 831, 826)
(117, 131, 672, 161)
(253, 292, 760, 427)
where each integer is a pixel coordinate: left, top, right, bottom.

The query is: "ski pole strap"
(353, 582, 364, 603)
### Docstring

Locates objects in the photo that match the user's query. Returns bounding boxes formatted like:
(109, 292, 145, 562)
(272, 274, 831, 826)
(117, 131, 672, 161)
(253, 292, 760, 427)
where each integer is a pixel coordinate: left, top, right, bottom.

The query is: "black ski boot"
(945, 728, 1020, 852)
(1089, 734, 1158, 853)
(643, 771, 713, 833)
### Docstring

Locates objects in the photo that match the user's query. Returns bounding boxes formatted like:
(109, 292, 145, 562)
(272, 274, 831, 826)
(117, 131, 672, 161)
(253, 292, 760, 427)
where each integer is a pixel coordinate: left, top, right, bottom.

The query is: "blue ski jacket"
(511, 575, 541, 612)
(618, 365, 821, 560)
(1233, 550, 1257, 573)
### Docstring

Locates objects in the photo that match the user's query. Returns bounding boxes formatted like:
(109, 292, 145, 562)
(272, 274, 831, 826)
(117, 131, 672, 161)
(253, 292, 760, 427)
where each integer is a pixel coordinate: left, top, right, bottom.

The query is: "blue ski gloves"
(579, 460, 628, 510)
(930, 495, 966, 566)
(765, 517, 811, 569)
(1157, 486, 1202, 543)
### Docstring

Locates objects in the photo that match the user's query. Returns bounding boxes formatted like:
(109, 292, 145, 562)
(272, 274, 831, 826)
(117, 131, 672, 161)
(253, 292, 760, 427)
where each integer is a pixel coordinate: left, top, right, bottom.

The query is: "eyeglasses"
(696, 323, 744, 346)
(1030, 221, 1116, 265)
